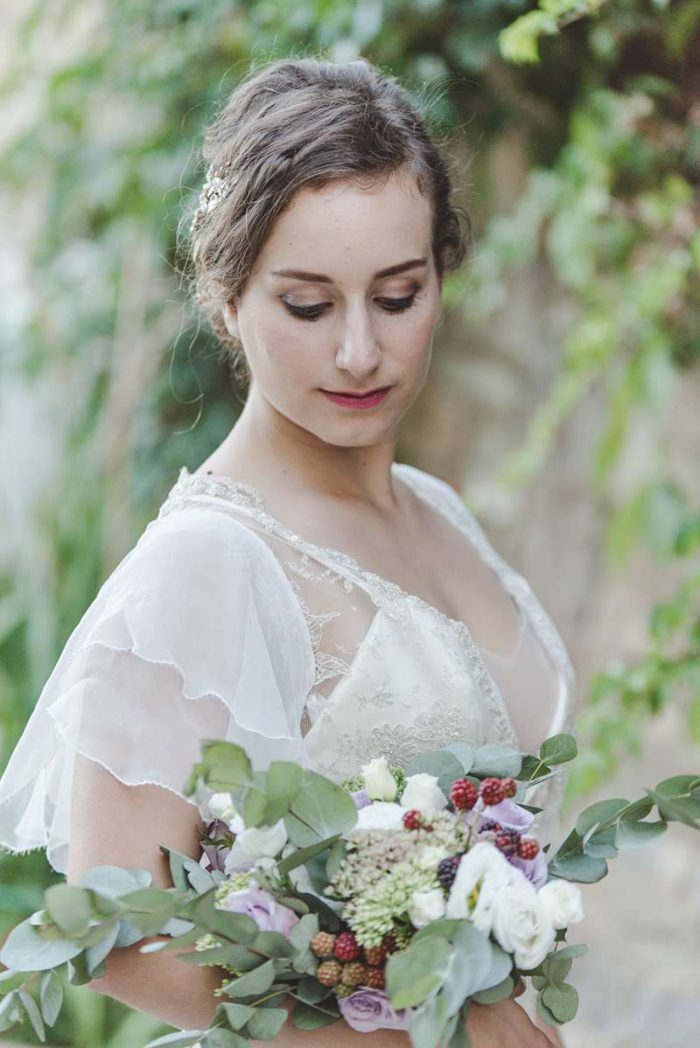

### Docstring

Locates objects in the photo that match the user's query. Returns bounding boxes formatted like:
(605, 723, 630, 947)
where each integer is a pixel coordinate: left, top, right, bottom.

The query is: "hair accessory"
(190, 158, 235, 250)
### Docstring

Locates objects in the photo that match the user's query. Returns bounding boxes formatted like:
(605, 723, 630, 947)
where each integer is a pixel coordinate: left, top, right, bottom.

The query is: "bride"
(0, 57, 575, 1046)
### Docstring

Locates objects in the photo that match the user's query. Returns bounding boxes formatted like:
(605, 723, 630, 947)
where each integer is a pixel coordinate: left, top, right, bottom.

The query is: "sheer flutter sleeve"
(0, 506, 315, 875)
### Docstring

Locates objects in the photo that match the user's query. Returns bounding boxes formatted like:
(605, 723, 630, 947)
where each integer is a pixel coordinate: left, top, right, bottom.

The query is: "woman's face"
(222, 166, 443, 447)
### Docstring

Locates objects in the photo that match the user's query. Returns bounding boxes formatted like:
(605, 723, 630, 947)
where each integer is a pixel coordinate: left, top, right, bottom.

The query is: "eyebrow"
(271, 257, 428, 283)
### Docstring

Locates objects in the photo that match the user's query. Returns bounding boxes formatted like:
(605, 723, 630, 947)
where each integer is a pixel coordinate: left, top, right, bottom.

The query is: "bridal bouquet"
(1, 733, 698, 1048)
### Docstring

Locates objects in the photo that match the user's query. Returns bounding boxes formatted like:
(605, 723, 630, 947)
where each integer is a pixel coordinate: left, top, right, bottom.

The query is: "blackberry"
(437, 855, 461, 890)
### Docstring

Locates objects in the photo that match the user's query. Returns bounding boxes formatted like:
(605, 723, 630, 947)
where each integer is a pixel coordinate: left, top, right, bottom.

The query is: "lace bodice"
(0, 460, 576, 874)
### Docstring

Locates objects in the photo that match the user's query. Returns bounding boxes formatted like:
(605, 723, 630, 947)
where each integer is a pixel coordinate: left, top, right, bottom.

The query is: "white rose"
(355, 801, 406, 832)
(400, 774, 448, 816)
(224, 818, 288, 872)
(408, 888, 446, 929)
(361, 757, 398, 801)
(208, 792, 237, 822)
(445, 841, 514, 935)
(538, 879, 585, 930)
(492, 878, 556, 970)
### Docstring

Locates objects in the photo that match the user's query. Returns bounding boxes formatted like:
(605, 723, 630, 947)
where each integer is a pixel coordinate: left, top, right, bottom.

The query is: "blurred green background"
(0, 1, 698, 1044)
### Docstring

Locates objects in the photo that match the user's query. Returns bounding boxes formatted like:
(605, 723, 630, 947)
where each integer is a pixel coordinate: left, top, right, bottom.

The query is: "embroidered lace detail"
(310, 700, 477, 779)
(160, 466, 520, 748)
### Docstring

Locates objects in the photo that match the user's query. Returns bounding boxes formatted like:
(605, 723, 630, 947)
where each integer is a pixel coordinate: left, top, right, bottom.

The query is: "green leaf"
(0, 970, 26, 994)
(44, 884, 94, 938)
(246, 1006, 289, 1039)
(277, 834, 340, 876)
(442, 925, 500, 1014)
(242, 787, 270, 829)
(262, 762, 304, 825)
(77, 865, 151, 898)
(547, 853, 608, 883)
(471, 974, 515, 1004)
(325, 837, 346, 881)
(517, 755, 551, 781)
(576, 798, 629, 838)
(541, 982, 579, 1023)
(202, 1030, 250, 1048)
(536, 991, 560, 1028)
(291, 999, 341, 1029)
(225, 958, 276, 998)
(584, 827, 618, 859)
(199, 740, 253, 791)
(404, 750, 466, 794)
(85, 920, 120, 975)
(251, 931, 295, 959)
(144, 1033, 205, 1047)
(471, 744, 523, 778)
(386, 935, 451, 1010)
(442, 741, 476, 774)
(407, 990, 449, 1047)
(18, 990, 46, 1041)
(220, 1002, 255, 1030)
(539, 734, 577, 766)
(616, 817, 667, 847)
(0, 917, 84, 972)
(284, 771, 358, 848)
(553, 943, 588, 961)
(542, 953, 572, 984)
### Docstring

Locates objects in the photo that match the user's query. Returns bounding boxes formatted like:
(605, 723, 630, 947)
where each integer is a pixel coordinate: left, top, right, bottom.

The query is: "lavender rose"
(220, 884, 299, 938)
(481, 798, 535, 833)
(338, 989, 414, 1033)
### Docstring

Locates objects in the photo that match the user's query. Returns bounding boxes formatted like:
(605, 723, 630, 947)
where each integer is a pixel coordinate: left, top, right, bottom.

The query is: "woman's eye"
(281, 293, 419, 322)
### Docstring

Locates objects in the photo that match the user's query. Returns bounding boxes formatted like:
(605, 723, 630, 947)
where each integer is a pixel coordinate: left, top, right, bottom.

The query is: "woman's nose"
(334, 309, 382, 377)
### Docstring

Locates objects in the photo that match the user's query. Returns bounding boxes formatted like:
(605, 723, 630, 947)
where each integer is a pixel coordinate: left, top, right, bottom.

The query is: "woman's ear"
(222, 300, 241, 342)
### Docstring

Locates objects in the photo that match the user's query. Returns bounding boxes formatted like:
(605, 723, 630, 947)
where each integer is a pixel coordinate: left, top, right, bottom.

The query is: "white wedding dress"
(0, 461, 576, 878)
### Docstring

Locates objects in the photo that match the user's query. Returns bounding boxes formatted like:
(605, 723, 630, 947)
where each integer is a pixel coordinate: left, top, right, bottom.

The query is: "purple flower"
(338, 989, 414, 1033)
(201, 818, 232, 873)
(351, 789, 372, 810)
(220, 885, 300, 938)
(509, 848, 548, 888)
(481, 798, 534, 834)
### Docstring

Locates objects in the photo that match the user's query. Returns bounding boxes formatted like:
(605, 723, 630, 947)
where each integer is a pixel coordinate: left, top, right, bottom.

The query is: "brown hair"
(182, 55, 471, 391)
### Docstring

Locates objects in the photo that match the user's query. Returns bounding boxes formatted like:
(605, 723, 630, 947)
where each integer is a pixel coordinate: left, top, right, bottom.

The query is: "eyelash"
(281, 292, 420, 322)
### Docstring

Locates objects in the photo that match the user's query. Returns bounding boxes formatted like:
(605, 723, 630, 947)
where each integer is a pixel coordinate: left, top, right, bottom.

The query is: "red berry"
(481, 777, 507, 806)
(317, 960, 343, 986)
(311, 931, 337, 958)
(402, 808, 423, 830)
(450, 778, 479, 811)
(502, 777, 518, 799)
(495, 830, 520, 855)
(341, 962, 367, 987)
(363, 944, 388, 967)
(334, 931, 361, 962)
(363, 966, 386, 990)
(517, 837, 540, 861)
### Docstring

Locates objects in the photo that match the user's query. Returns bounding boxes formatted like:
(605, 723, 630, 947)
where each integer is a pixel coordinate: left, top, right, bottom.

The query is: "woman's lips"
(320, 387, 392, 409)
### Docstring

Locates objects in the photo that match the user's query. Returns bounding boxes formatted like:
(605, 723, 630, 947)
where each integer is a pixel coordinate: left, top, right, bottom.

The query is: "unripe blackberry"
(517, 837, 540, 860)
(334, 931, 361, 962)
(341, 962, 367, 987)
(363, 966, 386, 990)
(402, 808, 423, 830)
(316, 960, 343, 986)
(501, 777, 518, 799)
(450, 778, 479, 811)
(363, 944, 388, 967)
(336, 982, 355, 998)
(437, 855, 461, 890)
(481, 777, 507, 806)
(311, 931, 337, 958)
(495, 830, 520, 855)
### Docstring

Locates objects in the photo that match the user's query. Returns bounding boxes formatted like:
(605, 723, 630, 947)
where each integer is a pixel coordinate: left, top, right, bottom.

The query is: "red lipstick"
(320, 386, 392, 409)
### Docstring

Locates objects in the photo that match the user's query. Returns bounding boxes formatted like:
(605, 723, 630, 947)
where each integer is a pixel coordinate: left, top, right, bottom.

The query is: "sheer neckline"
(171, 462, 524, 661)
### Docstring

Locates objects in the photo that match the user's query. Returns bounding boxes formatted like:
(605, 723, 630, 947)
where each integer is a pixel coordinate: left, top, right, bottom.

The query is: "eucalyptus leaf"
(407, 990, 449, 1048)
(441, 923, 494, 1014)
(225, 958, 276, 998)
(220, 1002, 256, 1030)
(576, 798, 629, 838)
(262, 761, 304, 824)
(202, 1030, 249, 1048)
(291, 999, 341, 1029)
(0, 917, 84, 972)
(616, 817, 667, 847)
(471, 974, 514, 1004)
(45, 884, 94, 939)
(199, 740, 253, 790)
(541, 982, 579, 1022)
(442, 741, 476, 774)
(284, 771, 358, 847)
(386, 935, 451, 1010)
(78, 865, 151, 898)
(539, 734, 577, 765)
(404, 750, 465, 794)
(547, 853, 608, 882)
(471, 744, 522, 778)
(85, 920, 120, 975)
(277, 834, 340, 875)
(246, 1006, 289, 1039)
(251, 931, 295, 959)
(18, 990, 45, 1041)
(144, 1033, 205, 1047)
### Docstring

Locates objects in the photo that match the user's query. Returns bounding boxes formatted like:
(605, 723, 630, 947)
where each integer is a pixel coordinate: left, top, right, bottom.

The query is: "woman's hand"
(465, 995, 556, 1047)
